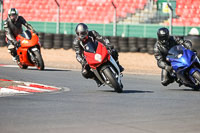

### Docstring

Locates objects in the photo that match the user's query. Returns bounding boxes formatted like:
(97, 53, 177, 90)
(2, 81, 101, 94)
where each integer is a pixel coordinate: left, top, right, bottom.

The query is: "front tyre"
(33, 50, 45, 70)
(192, 71, 200, 90)
(103, 67, 123, 93)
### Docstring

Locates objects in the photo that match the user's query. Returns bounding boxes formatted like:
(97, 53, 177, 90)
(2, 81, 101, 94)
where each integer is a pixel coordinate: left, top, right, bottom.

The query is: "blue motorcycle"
(166, 45, 200, 90)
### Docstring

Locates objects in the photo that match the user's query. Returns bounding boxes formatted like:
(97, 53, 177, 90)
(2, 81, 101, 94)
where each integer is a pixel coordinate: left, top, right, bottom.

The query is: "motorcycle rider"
(4, 8, 37, 61)
(154, 27, 192, 86)
(73, 23, 124, 87)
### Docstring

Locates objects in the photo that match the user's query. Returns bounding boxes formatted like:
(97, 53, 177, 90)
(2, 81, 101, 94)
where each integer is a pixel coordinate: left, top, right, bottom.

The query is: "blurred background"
(0, 0, 199, 55)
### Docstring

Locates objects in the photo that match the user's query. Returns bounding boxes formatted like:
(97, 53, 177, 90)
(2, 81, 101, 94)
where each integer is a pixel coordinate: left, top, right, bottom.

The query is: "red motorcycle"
(15, 30, 45, 70)
(83, 41, 123, 93)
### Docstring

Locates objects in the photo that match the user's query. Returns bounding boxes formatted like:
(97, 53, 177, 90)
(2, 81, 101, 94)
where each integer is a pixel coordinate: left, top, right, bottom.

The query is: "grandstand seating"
(2, 0, 147, 24)
(172, 0, 200, 26)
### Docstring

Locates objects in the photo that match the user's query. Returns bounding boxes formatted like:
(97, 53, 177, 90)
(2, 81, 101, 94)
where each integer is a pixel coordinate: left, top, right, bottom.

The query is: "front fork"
(100, 56, 122, 85)
(28, 47, 39, 63)
(109, 56, 122, 84)
(189, 68, 200, 85)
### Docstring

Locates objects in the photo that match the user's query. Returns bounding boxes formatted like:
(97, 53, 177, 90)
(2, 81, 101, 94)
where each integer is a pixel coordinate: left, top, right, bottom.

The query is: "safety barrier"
(1, 31, 199, 56)
(0, 30, 6, 47)
(184, 35, 200, 58)
(28, 22, 200, 38)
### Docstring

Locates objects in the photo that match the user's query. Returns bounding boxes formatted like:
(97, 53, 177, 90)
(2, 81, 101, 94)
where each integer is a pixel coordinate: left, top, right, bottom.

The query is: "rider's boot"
(116, 61, 124, 72)
(93, 77, 103, 87)
(8, 47, 17, 62)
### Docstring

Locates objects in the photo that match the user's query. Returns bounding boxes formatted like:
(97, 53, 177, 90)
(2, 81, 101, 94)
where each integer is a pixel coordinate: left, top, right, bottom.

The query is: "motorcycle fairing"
(16, 30, 39, 48)
(84, 41, 110, 69)
(168, 47, 195, 72)
(167, 45, 200, 86)
(16, 30, 40, 66)
(84, 41, 122, 87)
(17, 48, 33, 66)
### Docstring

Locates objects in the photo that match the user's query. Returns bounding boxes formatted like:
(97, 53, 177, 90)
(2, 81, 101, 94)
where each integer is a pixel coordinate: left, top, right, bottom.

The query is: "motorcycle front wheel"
(33, 51, 45, 70)
(103, 67, 123, 93)
(192, 71, 200, 90)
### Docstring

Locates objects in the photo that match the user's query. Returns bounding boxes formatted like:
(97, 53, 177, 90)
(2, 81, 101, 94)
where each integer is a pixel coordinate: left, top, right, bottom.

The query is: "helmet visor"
(10, 14, 18, 21)
(159, 36, 169, 43)
(77, 31, 88, 40)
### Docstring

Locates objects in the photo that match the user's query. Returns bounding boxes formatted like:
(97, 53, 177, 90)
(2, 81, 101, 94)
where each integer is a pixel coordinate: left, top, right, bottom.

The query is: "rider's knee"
(161, 80, 170, 86)
(8, 44, 15, 49)
(161, 78, 174, 86)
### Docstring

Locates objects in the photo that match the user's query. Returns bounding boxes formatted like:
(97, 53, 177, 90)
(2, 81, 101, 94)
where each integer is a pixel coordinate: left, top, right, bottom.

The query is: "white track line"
(0, 88, 29, 94)
(17, 85, 52, 92)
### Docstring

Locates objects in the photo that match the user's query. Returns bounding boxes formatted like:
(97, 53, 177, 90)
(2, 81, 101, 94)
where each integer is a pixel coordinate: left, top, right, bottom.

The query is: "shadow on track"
(25, 68, 71, 72)
(99, 90, 154, 93)
(43, 68, 71, 72)
(122, 90, 154, 93)
(168, 88, 200, 92)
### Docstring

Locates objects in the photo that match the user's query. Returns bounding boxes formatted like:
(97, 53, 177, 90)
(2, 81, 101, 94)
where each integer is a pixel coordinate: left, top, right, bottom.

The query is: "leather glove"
(106, 43, 114, 51)
(81, 59, 88, 68)
(13, 40, 19, 47)
(33, 30, 38, 36)
(111, 48, 118, 55)
(165, 65, 173, 73)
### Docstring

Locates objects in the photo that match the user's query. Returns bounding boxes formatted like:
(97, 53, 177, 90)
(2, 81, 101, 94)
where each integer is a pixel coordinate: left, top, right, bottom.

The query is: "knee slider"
(8, 44, 15, 50)
(161, 81, 169, 86)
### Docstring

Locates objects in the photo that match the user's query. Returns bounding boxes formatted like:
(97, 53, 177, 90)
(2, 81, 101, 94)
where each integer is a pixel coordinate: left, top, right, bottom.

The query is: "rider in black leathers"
(154, 27, 192, 86)
(73, 23, 124, 87)
(4, 8, 37, 61)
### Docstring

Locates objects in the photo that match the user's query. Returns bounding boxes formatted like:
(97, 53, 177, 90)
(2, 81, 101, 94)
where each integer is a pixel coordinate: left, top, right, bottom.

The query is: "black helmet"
(8, 8, 19, 22)
(157, 27, 169, 44)
(75, 23, 88, 41)
(184, 40, 192, 48)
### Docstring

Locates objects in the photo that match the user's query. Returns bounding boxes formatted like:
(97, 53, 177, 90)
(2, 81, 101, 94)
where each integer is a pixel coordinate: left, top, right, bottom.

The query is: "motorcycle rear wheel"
(103, 67, 123, 93)
(192, 71, 200, 90)
(33, 51, 45, 70)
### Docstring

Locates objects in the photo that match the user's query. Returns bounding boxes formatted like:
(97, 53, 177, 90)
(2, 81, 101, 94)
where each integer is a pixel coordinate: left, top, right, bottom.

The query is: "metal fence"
(28, 21, 200, 38)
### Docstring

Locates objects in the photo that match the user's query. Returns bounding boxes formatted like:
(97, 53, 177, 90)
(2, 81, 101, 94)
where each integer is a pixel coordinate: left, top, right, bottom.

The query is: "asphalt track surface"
(1, 66, 200, 133)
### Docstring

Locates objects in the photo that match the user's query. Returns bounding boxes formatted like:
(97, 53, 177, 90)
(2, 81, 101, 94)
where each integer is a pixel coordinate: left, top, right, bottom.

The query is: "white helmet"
(8, 8, 19, 22)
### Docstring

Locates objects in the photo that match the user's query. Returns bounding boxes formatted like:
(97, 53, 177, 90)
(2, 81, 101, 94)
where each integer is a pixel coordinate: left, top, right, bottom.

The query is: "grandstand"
(1, 0, 199, 26)
(0, 0, 200, 54)
(173, 0, 200, 26)
(3, 0, 147, 24)
(1, 0, 200, 27)
(0, 0, 199, 36)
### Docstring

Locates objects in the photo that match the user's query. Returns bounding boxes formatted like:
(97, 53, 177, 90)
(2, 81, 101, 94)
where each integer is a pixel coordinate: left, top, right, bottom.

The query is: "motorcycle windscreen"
(84, 41, 98, 53)
(167, 45, 194, 70)
(17, 30, 39, 48)
(167, 45, 183, 59)
(20, 30, 32, 40)
(84, 41, 109, 68)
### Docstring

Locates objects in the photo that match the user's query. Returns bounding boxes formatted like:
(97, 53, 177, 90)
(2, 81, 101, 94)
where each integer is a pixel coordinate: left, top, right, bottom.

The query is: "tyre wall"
(1, 30, 199, 56)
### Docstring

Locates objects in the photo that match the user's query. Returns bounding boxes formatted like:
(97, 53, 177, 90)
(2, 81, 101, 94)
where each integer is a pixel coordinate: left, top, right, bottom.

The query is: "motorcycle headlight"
(177, 54, 182, 58)
(95, 54, 102, 62)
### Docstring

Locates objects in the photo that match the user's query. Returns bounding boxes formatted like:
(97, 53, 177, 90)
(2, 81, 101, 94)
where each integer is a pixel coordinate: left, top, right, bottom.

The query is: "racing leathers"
(4, 16, 35, 59)
(73, 30, 123, 87)
(154, 36, 192, 86)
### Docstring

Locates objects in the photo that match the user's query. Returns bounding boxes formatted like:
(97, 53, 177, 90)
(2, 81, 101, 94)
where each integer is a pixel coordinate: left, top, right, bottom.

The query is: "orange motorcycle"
(15, 30, 45, 70)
